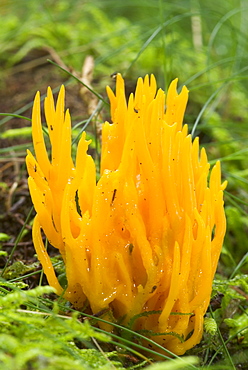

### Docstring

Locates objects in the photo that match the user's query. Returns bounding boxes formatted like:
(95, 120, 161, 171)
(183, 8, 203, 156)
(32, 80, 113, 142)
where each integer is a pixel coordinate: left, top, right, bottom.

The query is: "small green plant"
(0, 282, 123, 370)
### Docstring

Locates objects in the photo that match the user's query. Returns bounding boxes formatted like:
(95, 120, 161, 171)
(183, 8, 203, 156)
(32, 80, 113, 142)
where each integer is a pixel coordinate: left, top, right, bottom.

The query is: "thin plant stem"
(1, 206, 34, 277)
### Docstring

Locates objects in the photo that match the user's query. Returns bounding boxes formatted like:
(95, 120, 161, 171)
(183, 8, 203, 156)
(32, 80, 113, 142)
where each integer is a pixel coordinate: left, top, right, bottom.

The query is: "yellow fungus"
(26, 75, 227, 355)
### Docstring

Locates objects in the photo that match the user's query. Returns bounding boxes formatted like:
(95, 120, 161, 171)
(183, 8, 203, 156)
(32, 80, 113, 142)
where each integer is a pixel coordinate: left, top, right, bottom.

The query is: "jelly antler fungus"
(26, 75, 227, 355)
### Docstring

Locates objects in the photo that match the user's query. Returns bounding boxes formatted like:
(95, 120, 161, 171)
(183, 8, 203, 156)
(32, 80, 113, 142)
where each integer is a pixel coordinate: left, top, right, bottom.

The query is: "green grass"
(0, 0, 248, 369)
